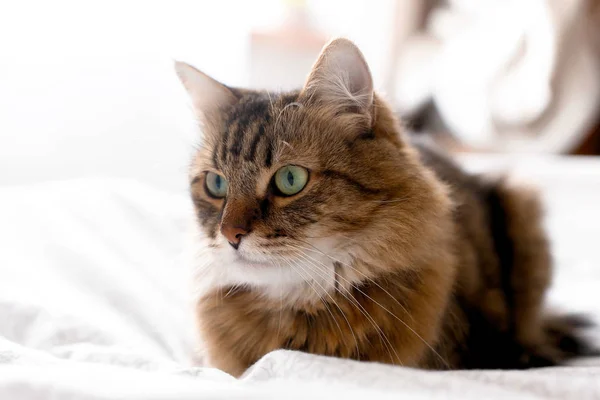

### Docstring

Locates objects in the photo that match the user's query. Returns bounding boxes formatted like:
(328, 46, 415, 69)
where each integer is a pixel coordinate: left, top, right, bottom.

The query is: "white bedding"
(1, 156, 600, 399)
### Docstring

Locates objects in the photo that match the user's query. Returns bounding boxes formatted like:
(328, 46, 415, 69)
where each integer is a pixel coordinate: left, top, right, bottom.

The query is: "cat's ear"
(175, 61, 239, 123)
(301, 38, 374, 118)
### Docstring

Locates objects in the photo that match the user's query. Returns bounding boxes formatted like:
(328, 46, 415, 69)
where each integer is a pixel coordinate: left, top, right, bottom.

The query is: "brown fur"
(178, 39, 595, 377)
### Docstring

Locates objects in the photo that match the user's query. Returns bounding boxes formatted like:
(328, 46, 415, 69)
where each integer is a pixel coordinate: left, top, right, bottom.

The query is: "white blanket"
(1, 156, 599, 399)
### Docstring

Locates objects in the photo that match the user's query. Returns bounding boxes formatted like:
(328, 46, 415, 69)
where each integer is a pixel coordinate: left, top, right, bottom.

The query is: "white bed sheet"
(1, 156, 600, 399)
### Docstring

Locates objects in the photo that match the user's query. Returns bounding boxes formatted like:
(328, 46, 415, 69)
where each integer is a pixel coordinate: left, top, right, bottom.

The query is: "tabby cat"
(176, 38, 594, 377)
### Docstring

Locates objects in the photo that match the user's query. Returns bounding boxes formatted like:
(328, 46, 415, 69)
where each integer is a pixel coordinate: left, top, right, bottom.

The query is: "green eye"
(205, 172, 228, 198)
(274, 165, 309, 196)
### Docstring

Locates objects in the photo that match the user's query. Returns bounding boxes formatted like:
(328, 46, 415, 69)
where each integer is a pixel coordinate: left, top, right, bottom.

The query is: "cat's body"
(177, 39, 594, 377)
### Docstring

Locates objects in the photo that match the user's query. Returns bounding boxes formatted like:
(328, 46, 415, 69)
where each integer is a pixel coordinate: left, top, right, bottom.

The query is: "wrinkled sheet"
(1, 156, 600, 399)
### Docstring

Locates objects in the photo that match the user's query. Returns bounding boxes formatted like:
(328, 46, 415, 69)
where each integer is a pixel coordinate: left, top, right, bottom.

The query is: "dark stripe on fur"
(264, 139, 273, 168)
(246, 125, 265, 161)
(191, 197, 219, 239)
(258, 197, 270, 220)
(220, 112, 238, 164)
(358, 130, 376, 140)
(212, 146, 220, 169)
(486, 183, 516, 333)
(229, 116, 249, 157)
(231, 98, 271, 158)
(321, 169, 383, 195)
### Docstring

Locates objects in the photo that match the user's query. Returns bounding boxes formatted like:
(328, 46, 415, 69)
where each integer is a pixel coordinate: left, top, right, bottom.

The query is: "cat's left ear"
(175, 61, 239, 125)
(301, 38, 374, 120)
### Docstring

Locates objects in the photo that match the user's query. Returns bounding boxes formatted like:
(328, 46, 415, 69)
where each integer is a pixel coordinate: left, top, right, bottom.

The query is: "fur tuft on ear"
(175, 61, 239, 124)
(301, 38, 374, 118)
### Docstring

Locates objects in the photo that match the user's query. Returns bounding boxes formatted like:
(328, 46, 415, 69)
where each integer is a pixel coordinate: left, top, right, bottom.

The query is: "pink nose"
(220, 224, 249, 249)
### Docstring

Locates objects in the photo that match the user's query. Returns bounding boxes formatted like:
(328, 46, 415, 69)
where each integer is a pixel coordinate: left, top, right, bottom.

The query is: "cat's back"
(410, 137, 480, 197)
(409, 136, 565, 369)
(410, 137, 500, 300)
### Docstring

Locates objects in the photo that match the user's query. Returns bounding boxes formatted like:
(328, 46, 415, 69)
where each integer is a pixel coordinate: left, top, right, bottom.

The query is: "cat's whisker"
(283, 255, 361, 360)
(275, 102, 303, 130)
(280, 140, 296, 153)
(274, 260, 283, 342)
(298, 229, 378, 243)
(292, 242, 412, 318)
(218, 272, 224, 306)
(286, 253, 373, 360)
(224, 285, 240, 298)
(373, 197, 411, 204)
(265, 90, 275, 113)
(286, 247, 402, 365)
(191, 259, 219, 299)
(282, 258, 354, 357)
(286, 261, 325, 310)
(294, 241, 410, 306)
(289, 249, 400, 366)
(291, 241, 449, 368)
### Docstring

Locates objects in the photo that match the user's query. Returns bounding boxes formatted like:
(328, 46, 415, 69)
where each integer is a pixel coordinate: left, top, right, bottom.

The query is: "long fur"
(178, 39, 595, 377)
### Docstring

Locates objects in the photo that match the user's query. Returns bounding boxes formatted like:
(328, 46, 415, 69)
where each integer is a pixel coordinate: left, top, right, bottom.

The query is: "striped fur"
(177, 39, 595, 377)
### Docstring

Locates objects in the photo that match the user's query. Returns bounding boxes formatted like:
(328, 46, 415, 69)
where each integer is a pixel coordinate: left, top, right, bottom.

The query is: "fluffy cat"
(176, 38, 595, 377)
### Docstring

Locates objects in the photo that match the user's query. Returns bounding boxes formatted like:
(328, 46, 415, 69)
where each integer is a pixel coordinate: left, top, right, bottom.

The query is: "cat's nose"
(221, 224, 249, 249)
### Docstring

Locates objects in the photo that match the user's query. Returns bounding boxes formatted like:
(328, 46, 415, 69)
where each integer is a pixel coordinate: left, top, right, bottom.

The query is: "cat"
(176, 38, 595, 377)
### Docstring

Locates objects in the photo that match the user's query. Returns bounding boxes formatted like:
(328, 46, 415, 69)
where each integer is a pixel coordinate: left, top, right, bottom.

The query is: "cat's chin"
(232, 252, 271, 268)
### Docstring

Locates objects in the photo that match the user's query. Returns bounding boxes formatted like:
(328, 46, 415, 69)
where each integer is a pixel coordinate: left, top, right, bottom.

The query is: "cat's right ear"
(175, 61, 239, 124)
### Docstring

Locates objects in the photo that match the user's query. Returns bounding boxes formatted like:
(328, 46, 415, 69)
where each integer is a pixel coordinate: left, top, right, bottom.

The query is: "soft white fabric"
(394, 0, 600, 152)
(1, 156, 600, 399)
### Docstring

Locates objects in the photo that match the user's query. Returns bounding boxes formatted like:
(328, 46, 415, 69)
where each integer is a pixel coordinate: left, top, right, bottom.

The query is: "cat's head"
(177, 39, 452, 304)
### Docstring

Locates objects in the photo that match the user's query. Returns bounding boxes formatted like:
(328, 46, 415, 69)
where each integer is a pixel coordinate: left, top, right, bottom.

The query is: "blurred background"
(1, 0, 599, 192)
